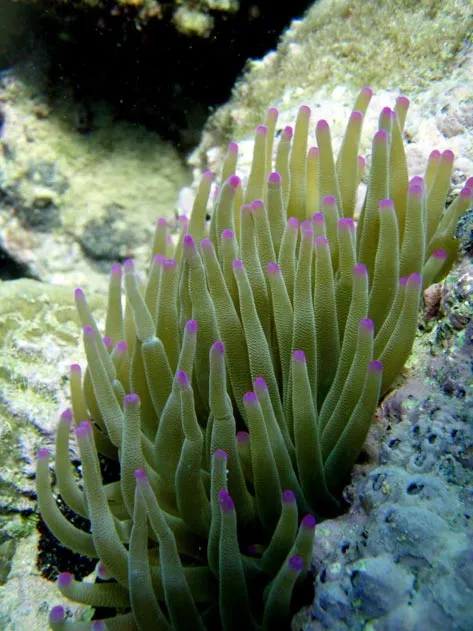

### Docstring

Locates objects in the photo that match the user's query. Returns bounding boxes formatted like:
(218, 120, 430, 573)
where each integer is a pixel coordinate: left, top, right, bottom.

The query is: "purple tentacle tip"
(236, 431, 250, 445)
(369, 360, 383, 374)
(302, 228, 314, 240)
(232, 258, 244, 270)
(74, 287, 84, 299)
(350, 110, 363, 123)
(37, 447, 50, 460)
(57, 572, 73, 588)
(268, 171, 281, 185)
(134, 468, 147, 482)
(222, 229, 234, 240)
(213, 449, 228, 461)
(323, 195, 336, 206)
(49, 606, 65, 623)
(111, 264, 122, 277)
(288, 554, 304, 573)
(292, 349, 306, 363)
(338, 217, 354, 230)
(432, 249, 447, 260)
(124, 393, 140, 406)
(75, 420, 92, 439)
(163, 258, 177, 271)
(410, 173, 423, 185)
(212, 340, 225, 355)
(60, 408, 73, 423)
(379, 198, 394, 211)
(116, 340, 128, 353)
(243, 391, 258, 405)
(186, 319, 198, 333)
(97, 563, 110, 580)
(283, 125, 293, 139)
(354, 263, 368, 277)
(176, 370, 189, 388)
(396, 95, 409, 108)
(267, 262, 280, 276)
(315, 235, 329, 247)
(301, 514, 317, 530)
(253, 376, 267, 391)
(123, 259, 135, 273)
(299, 104, 311, 117)
(83, 325, 95, 339)
(360, 318, 374, 333)
(442, 149, 454, 163)
(256, 124, 267, 136)
(316, 119, 329, 132)
(282, 489, 296, 504)
(228, 174, 241, 189)
(218, 489, 235, 514)
(374, 129, 388, 142)
(251, 199, 264, 211)
(408, 184, 423, 197)
(408, 272, 422, 287)
(200, 237, 213, 250)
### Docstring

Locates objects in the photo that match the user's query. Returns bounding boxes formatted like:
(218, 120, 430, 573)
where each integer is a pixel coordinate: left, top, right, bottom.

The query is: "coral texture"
(36, 88, 471, 630)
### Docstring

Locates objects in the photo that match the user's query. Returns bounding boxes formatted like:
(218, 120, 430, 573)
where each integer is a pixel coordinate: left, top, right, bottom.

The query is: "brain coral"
(36, 87, 471, 630)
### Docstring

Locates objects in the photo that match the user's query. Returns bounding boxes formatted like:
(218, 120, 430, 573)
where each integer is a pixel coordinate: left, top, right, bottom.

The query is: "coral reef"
(36, 88, 471, 629)
(0, 71, 188, 289)
(198, 0, 473, 152)
(1, 0, 313, 147)
(300, 255, 473, 630)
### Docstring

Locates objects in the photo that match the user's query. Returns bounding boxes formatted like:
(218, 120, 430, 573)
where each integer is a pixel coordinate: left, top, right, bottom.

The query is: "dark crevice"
(0, 242, 40, 281)
(2, 0, 315, 153)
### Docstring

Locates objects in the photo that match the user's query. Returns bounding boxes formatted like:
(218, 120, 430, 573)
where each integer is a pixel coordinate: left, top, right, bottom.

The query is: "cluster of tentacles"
(36, 87, 472, 630)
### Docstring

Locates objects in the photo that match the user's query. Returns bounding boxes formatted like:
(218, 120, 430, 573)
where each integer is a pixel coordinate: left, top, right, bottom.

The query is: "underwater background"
(0, 1, 472, 629)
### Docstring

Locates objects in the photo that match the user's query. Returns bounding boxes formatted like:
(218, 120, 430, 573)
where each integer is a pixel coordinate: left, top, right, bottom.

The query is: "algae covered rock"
(0, 279, 105, 537)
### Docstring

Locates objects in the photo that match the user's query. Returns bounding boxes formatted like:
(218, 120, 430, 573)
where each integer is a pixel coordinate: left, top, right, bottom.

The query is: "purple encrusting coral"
(36, 88, 471, 631)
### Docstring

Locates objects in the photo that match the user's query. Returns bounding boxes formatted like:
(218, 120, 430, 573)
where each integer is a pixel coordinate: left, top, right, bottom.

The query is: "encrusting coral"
(36, 87, 472, 630)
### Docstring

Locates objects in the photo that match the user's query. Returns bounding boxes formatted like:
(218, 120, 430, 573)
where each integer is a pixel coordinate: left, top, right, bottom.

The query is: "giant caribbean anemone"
(36, 87, 472, 631)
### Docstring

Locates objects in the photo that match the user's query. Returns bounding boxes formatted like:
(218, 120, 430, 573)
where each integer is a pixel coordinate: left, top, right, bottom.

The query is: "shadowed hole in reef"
(2, 0, 315, 153)
(406, 482, 424, 495)
(0, 243, 39, 281)
(36, 451, 121, 620)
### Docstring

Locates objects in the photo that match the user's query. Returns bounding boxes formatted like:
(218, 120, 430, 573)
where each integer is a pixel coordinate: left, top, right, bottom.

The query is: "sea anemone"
(36, 87, 471, 630)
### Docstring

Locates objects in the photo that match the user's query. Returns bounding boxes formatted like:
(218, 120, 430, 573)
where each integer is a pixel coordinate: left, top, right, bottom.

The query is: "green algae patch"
(0, 279, 105, 543)
(1, 78, 189, 236)
(210, 0, 473, 138)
